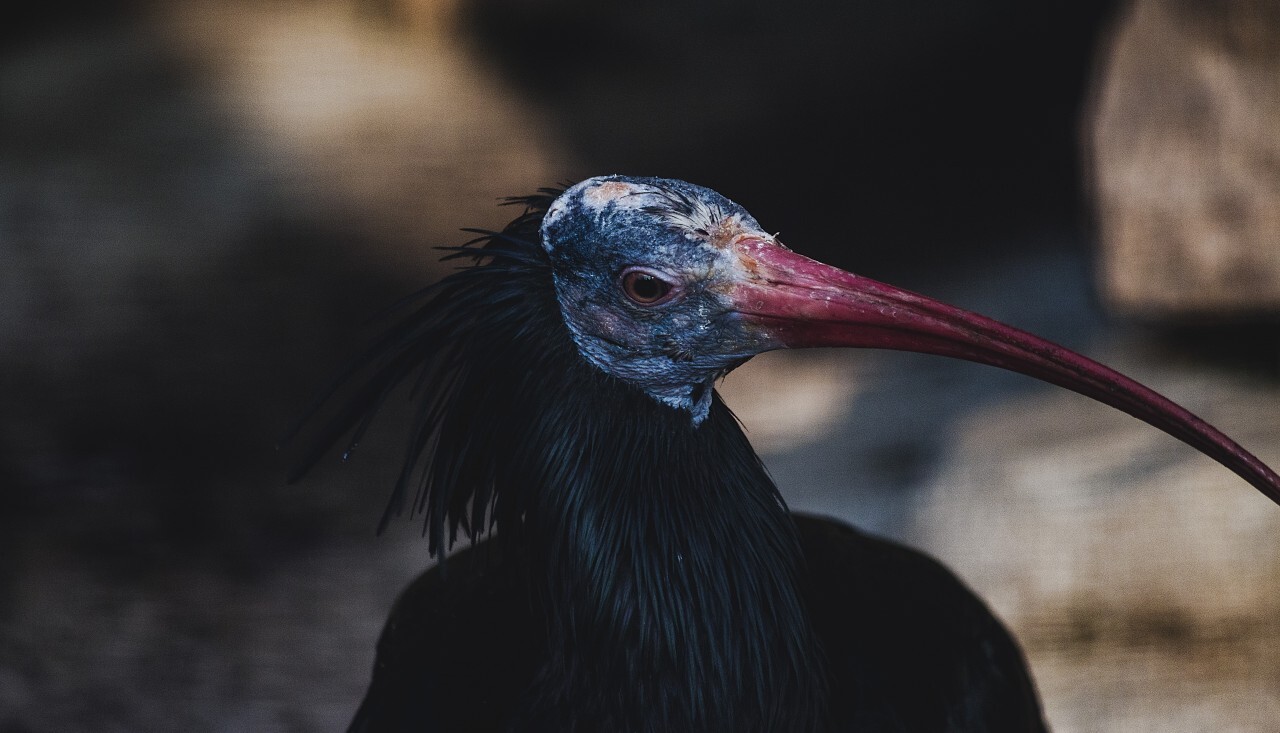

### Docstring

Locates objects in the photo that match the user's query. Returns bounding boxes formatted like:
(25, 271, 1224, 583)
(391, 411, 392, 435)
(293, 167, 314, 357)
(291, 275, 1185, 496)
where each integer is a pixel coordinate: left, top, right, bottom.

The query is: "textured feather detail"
(286, 192, 561, 555)
(290, 187, 827, 731)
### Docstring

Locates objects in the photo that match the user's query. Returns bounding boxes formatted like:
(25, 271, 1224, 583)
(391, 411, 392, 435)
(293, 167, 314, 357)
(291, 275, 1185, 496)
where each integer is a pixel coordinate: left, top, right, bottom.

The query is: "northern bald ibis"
(293, 176, 1280, 733)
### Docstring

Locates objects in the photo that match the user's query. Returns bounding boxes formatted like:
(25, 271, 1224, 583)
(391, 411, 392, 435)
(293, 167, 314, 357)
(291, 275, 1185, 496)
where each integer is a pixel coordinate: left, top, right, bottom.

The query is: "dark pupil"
(628, 273, 667, 302)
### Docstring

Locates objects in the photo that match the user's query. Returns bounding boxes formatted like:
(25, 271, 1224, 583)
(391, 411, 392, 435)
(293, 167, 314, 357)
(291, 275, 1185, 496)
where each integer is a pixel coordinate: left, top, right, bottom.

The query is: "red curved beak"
(729, 238, 1280, 506)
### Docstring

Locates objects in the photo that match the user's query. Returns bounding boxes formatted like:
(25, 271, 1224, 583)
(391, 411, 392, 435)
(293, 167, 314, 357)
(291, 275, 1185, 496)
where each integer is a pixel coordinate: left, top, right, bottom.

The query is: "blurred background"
(2, 0, 1278, 730)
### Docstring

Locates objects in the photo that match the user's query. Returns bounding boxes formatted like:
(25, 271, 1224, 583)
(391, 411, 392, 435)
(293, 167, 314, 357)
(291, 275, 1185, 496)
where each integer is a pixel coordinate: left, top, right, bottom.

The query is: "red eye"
(620, 268, 677, 306)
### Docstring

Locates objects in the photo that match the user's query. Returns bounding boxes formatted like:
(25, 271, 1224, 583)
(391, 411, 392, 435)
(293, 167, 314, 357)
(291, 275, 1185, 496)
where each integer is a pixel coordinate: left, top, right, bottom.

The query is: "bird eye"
(620, 268, 677, 306)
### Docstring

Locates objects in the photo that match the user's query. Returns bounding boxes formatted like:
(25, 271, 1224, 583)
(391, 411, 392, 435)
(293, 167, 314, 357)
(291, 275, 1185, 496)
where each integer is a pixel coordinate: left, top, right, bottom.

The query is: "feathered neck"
(294, 193, 826, 732)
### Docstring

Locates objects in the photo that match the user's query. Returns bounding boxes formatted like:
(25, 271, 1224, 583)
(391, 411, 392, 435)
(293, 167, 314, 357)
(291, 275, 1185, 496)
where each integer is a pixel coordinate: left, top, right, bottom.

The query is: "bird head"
(541, 176, 779, 419)
(541, 175, 1280, 503)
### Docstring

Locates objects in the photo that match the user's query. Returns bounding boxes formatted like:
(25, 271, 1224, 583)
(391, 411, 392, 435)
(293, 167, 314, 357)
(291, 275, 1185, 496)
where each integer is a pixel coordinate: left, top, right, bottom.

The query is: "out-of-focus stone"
(911, 339, 1280, 731)
(718, 350, 864, 455)
(153, 0, 573, 280)
(1090, 0, 1280, 317)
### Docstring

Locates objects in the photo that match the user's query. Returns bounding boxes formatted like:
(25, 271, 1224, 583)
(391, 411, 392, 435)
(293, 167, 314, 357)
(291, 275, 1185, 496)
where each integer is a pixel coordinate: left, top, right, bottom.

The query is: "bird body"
(352, 516, 1044, 733)
(294, 176, 1280, 732)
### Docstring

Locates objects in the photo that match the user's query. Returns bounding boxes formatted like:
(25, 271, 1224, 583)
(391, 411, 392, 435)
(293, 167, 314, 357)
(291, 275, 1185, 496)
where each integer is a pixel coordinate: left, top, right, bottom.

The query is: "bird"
(291, 175, 1280, 733)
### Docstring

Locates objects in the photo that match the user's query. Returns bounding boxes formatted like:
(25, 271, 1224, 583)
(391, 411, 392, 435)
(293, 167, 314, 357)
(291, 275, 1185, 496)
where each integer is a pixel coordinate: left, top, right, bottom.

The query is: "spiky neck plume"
(292, 191, 826, 731)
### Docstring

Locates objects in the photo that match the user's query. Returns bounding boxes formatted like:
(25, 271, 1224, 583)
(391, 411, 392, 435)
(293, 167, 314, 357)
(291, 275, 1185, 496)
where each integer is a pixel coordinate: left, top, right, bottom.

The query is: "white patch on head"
(542, 199, 568, 233)
(579, 179, 665, 215)
(543, 177, 666, 253)
(583, 180, 639, 208)
(543, 174, 772, 285)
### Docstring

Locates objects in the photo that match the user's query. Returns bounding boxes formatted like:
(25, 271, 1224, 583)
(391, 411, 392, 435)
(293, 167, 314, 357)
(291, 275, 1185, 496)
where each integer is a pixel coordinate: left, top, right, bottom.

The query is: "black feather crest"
(287, 191, 561, 556)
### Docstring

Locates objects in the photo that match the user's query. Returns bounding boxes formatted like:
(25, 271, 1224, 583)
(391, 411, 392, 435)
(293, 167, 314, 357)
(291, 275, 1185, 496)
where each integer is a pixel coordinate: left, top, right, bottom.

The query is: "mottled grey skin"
(540, 175, 776, 423)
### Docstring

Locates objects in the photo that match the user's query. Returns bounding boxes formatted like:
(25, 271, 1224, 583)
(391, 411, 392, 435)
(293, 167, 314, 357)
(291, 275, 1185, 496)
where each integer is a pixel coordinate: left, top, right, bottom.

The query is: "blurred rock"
(154, 0, 572, 275)
(717, 350, 865, 455)
(1091, 0, 1280, 317)
(912, 334, 1280, 730)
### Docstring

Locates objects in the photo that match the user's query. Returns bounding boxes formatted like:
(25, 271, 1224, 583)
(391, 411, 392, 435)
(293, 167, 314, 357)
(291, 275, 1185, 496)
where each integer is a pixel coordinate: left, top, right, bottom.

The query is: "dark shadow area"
(1140, 322, 1280, 378)
(1, 12, 438, 727)
(0, 20, 413, 558)
(0, 1, 146, 56)
(462, 0, 1119, 277)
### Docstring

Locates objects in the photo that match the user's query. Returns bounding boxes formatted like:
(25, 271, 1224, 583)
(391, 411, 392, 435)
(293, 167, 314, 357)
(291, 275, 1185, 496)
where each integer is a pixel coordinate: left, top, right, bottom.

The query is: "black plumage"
(292, 176, 1279, 732)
